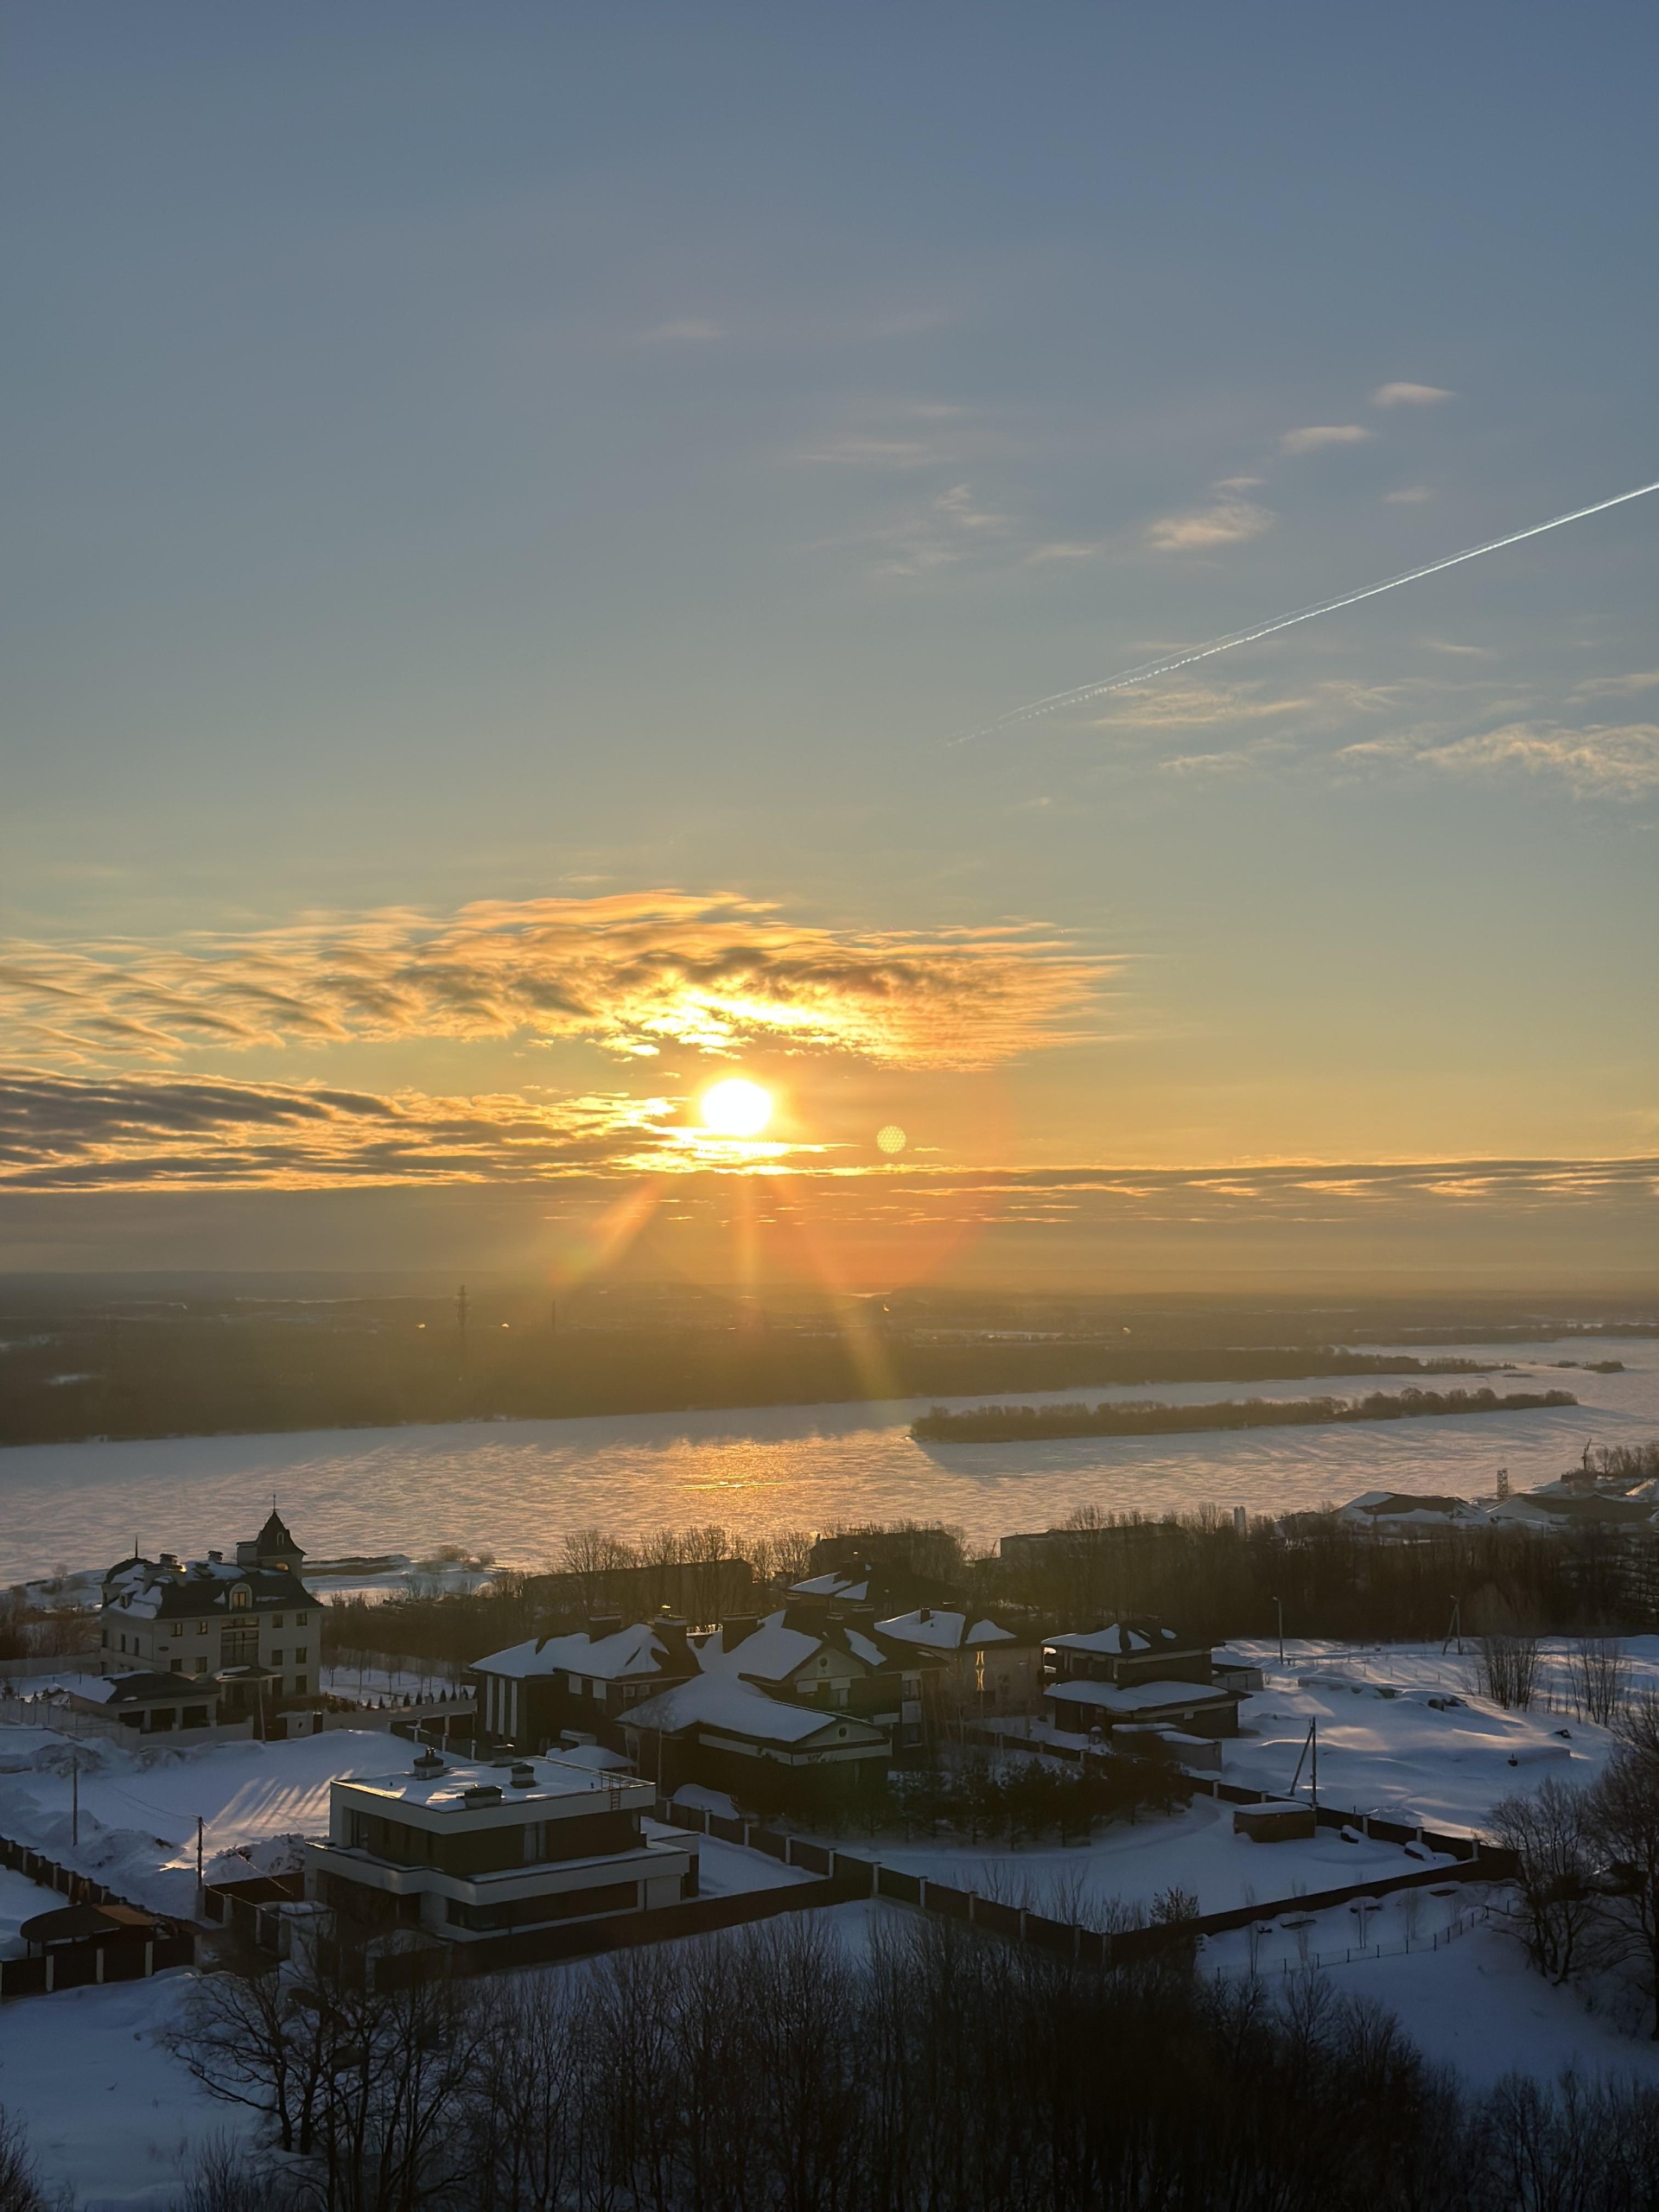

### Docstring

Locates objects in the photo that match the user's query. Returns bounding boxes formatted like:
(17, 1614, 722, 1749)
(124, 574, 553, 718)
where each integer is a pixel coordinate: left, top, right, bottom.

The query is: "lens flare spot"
(701, 1077, 773, 1137)
(876, 1124, 907, 1155)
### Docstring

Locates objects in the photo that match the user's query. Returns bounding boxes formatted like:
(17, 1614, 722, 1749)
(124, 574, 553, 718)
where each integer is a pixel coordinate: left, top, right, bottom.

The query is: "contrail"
(956, 475, 1659, 744)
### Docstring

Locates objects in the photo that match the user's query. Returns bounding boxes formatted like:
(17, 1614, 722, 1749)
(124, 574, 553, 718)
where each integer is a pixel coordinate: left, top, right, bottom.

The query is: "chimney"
(918, 1607, 931, 1624)
(158, 1552, 181, 1571)
(653, 1615, 690, 1665)
(508, 1760, 537, 1789)
(588, 1613, 623, 1642)
(207, 1549, 223, 1564)
(721, 1614, 759, 1652)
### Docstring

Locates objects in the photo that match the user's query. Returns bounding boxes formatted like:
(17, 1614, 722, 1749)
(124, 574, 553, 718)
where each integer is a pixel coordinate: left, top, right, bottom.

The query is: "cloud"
(1278, 425, 1375, 456)
(1383, 486, 1436, 505)
(1213, 476, 1264, 492)
(0, 1070, 679, 1192)
(1371, 382, 1455, 408)
(796, 435, 946, 469)
(1573, 671, 1659, 699)
(0, 894, 1110, 1073)
(1145, 499, 1274, 553)
(1344, 720, 1659, 797)
(1421, 721, 1659, 796)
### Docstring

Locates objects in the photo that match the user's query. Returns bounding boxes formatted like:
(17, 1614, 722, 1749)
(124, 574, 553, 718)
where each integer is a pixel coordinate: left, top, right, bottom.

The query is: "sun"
(700, 1077, 773, 1138)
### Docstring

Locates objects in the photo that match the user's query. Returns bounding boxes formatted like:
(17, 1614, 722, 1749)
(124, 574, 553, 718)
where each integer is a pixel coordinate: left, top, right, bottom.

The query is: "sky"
(2, 3, 1656, 1290)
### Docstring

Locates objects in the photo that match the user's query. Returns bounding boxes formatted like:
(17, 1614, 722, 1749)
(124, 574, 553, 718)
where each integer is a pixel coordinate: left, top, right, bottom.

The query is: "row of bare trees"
(154, 1911, 1659, 2212)
(1491, 1696, 1659, 2034)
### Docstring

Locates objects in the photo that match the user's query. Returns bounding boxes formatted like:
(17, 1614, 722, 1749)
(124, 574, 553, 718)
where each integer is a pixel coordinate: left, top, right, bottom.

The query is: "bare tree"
(1568, 1636, 1628, 1727)
(0, 2107, 43, 2212)
(1585, 1748, 1659, 2038)
(1478, 1632, 1541, 1711)
(1488, 1779, 1598, 1983)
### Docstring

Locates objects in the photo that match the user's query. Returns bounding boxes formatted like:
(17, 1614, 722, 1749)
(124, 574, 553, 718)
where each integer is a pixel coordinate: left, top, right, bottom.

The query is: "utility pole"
(1442, 1597, 1463, 1656)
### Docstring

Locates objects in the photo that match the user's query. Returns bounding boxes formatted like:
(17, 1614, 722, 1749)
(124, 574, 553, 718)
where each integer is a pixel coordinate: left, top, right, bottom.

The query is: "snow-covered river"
(1, 1341, 1655, 1582)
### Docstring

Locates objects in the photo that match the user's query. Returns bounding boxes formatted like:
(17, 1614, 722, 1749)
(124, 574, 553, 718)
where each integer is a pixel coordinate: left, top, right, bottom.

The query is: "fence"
(0, 1832, 195, 1999)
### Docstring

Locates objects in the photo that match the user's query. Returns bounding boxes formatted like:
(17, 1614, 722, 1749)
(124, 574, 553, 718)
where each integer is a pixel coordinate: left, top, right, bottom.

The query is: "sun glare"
(700, 1077, 773, 1138)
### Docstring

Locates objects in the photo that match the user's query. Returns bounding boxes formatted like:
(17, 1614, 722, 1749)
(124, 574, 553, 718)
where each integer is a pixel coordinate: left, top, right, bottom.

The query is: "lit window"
(197, 1621, 208, 1636)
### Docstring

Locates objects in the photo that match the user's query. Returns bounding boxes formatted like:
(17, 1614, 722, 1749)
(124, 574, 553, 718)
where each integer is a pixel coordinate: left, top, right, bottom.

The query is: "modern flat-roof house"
(468, 1617, 696, 1754)
(1041, 1620, 1242, 1740)
(100, 1510, 320, 1732)
(307, 1748, 694, 1943)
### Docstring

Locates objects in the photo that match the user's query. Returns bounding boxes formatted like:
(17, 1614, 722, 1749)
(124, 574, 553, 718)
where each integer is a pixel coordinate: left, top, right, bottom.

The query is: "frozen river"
(1, 1341, 1655, 1582)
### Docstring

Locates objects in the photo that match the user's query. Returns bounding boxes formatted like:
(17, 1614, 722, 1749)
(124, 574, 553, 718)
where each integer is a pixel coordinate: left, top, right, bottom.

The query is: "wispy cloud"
(1278, 424, 1375, 457)
(1573, 670, 1659, 700)
(1344, 720, 1659, 797)
(1383, 486, 1435, 505)
(1371, 382, 1455, 408)
(1145, 499, 1274, 553)
(0, 894, 1111, 1073)
(0, 1070, 677, 1192)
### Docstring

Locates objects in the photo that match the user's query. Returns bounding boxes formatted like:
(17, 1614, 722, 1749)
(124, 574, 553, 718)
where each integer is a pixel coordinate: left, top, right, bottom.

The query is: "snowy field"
(1, 1339, 1654, 1580)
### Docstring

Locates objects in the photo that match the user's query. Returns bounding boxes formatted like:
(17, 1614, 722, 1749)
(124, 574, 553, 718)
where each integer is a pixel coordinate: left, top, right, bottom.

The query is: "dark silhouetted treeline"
(6, 1270, 1641, 1446)
(158, 1913, 1659, 2211)
(913, 1385, 1576, 1443)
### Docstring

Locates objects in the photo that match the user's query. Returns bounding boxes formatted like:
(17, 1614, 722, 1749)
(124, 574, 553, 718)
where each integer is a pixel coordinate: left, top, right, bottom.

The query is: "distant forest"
(0, 1309, 1502, 1447)
(912, 1386, 1579, 1443)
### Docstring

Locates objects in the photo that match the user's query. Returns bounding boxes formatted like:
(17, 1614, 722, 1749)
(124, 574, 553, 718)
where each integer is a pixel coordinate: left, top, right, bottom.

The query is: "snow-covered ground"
(0, 1864, 58, 1959)
(0, 1970, 261, 2211)
(0, 1728, 417, 1918)
(1217, 1649, 1638, 1830)
(871, 1789, 1458, 1922)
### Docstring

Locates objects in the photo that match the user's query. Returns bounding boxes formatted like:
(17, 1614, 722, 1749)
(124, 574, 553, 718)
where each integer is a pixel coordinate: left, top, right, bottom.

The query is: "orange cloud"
(0, 893, 1108, 1072)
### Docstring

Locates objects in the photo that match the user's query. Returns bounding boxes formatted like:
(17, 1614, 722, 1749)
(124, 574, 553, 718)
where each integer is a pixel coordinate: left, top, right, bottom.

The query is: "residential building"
(1041, 1619, 1242, 1739)
(873, 1608, 1041, 1729)
(307, 1748, 694, 1943)
(99, 1510, 320, 1729)
(621, 1670, 889, 1811)
(55, 1669, 223, 1737)
(468, 1616, 696, 1753)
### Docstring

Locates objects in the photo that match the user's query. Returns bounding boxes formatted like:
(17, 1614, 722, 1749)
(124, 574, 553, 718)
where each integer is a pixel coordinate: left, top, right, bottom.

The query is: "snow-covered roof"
(474, 1624, 679, 1681)
(1047, 1677, 1236, 1718)
(696, 1611, 830, 1682)
(788, 1571, 870, 1601)
(624, 1671, 885, 1747)
(1338, 1491, 1486, 1524)
(875, 1609, 1016, 1653)
(103, 1551, 314, 1619)
(338, 1753, 638, 1811)
(1045, 1621, 1192, 1657)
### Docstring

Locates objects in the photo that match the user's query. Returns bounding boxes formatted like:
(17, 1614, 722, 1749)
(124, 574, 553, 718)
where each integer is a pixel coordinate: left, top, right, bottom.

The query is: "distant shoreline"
(911, 1386, 1580, 1444)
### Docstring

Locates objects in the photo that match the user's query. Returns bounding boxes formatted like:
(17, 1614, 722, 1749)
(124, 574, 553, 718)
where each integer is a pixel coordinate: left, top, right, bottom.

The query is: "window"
(231, 1587, 250, 1611)
(294, 1645, 308, 1662)
(192, 1657, 207, 1675)
(523, 1821, 548, 1864)
(296, 1612, 308, 1626)
(272, 1615, 285, 1630)
(170, 1659, 183, 1674)
(292, 1675, 308, 1695)
(183, 1706, 208, 1728)
(270, 1650, 284, 1666)
(197, 1621, 208, 1636)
